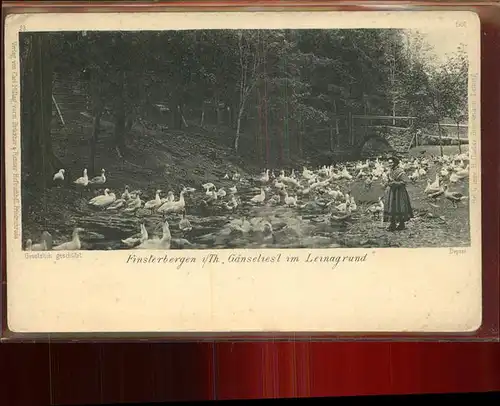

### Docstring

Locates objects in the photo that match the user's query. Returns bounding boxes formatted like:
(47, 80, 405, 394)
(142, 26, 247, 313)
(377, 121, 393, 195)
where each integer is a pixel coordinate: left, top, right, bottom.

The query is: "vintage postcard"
(4, 10, 481, 335)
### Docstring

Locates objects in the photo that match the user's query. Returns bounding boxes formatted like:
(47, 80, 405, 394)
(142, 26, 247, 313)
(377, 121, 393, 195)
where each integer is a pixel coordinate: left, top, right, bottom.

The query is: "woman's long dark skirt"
(383, 184, 414, 223)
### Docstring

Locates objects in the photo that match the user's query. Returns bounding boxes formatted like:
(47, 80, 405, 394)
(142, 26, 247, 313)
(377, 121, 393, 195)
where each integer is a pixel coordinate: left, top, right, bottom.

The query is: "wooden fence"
(330, 113, 468, 145)
(328, 113, 416, 147)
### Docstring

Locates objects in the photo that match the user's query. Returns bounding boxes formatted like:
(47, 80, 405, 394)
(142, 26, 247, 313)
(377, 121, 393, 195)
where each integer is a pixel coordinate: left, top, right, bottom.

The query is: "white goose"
(121, 186, 131, 201)
(26, 231, 52, 251)
(122, 223, 149, 247)
(144, 190, 163, 214)
(225, 195, 239, 211)
(455, 165, 469, 179)
(283, 191, 297, 207)
(349, 196, 357, 212)
(161, 191, 175, 204)
(90, 169, 106, 185)
(74, 168, 89, 187)
(449, 172, 460, 183)
(340, 167, 352, 180)
(367, 197, 384, 223)
(157, 189, 187, 214)
(26, 238, 47, 251)
(106, 186, 133, 211)
(53, 169, 65, 183)
(89, 189, 116, 208)
(202, 183, 216, 192)
(52, 228, 85, 251)
(302, 167, 315, 180)
(136, 220, 171, 250)
(250, 188, 266, 204)
(259, 169, 270, 183)
(279, 171, 301, 187)
(123, 193, 143, 212)
(88, 188, 110, 205)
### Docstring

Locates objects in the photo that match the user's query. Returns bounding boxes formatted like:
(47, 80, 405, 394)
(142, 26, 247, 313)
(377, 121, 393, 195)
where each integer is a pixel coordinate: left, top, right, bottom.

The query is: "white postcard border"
(4, 11, 482, 334)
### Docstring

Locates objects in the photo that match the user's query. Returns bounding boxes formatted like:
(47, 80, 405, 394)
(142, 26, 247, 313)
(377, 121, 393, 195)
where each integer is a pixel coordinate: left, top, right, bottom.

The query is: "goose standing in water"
(136, 220, 171, 250)
(25, 239, 34, 251)
(25, 231, 53, 251)
(122, 223, 149, 248)
(52, 228, 85, 251)
(26, 238, 47, 251)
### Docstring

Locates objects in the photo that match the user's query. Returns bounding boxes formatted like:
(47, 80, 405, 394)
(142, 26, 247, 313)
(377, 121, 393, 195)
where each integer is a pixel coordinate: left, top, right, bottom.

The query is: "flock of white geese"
(26, 151, 470, 251)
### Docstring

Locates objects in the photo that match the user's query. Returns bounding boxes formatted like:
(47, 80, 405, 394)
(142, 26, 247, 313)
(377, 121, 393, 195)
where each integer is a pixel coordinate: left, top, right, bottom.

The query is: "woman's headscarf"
(389, 156, 400, 167)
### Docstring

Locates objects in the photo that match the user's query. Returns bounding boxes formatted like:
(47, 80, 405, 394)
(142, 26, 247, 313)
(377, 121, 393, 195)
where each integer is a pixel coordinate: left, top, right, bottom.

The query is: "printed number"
(456, 21, 466, 28)
(20, 24, 26, 32)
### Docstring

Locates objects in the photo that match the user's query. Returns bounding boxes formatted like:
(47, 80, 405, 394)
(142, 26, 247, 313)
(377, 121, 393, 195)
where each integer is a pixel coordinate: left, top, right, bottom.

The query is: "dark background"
(1, 342, 499, 403)
(2, 3, 499, 405)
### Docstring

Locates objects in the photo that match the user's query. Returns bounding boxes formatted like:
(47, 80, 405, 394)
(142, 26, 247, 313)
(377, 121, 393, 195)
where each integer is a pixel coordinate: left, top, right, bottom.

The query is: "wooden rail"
(424, 134, 469, 140)
(352, 115, 416, 120)
(329, 114, 468, 128)
(438, 123, 468, 128)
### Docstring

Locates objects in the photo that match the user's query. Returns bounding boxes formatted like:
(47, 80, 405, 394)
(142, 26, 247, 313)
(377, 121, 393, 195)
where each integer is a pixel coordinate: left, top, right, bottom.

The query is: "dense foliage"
(20, 29, 468, 181)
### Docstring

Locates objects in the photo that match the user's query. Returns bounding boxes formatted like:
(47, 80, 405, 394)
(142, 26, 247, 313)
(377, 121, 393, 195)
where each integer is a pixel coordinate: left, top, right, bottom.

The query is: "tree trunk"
(348, 111, 353, 146)
(215, 94, 222, 125)
(22, 33, 56, 190)
(234, 106, 244, 152)
(114, 110, 126, 158)
(113, 70, 126, 157)
(298, 117, 303, 158)
(173, 103, 183, 130)
(86, 64, 104, 174)
(456, 121, 462, 153)
(364, 102, 368, 140)
(333, 99, 339, 136)
(125, 115, 134, 133)
(90, 110, 102, 175)
(181, 110, 188, 128)
(437, 122, 444, 157)
(329, 125, 334, 152)
(200, 102, 205, 127)
(232, 101, 239, 129)
(52, 94, 65, 127)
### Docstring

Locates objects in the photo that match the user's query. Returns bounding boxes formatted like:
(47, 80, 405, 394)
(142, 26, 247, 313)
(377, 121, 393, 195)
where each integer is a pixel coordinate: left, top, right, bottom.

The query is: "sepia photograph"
(4, 11, 482, 334)
(20, 26, 472, 252)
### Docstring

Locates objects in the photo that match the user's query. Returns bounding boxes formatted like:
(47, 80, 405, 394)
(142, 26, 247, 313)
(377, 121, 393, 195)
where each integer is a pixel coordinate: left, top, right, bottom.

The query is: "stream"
(63, 177, 366, 251)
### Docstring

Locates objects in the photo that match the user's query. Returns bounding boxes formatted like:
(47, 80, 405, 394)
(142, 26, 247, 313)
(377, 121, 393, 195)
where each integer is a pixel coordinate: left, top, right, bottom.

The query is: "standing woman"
(384, 156, 413, 231)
